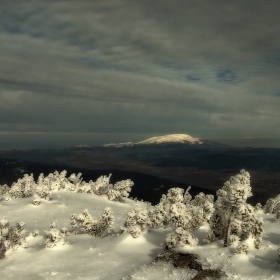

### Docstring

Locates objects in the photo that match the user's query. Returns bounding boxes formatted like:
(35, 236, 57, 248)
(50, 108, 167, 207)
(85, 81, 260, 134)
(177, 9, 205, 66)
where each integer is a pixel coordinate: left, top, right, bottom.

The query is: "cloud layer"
(0, 0, 280, 148)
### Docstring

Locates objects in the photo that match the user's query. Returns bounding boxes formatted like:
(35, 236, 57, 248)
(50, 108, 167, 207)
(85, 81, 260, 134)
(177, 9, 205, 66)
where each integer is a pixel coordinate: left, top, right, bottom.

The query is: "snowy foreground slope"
(0, 171, 280, 280)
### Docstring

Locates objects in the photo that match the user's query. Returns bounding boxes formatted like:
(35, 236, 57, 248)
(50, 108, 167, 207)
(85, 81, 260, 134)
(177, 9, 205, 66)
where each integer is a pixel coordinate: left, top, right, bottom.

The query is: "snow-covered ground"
(1, 189, 280, 280)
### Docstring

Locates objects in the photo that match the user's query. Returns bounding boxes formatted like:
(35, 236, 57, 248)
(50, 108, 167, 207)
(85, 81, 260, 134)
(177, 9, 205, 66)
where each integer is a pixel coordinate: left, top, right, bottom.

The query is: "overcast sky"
(0, 0, 280, 149)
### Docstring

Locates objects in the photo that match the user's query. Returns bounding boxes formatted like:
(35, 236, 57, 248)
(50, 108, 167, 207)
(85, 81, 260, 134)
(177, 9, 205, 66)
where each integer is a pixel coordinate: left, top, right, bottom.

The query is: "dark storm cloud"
(0, 0, 280, 148)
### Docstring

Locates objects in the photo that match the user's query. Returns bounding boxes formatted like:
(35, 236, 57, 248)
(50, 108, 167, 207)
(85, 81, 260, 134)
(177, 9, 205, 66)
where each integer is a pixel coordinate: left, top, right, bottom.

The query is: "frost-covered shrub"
(34, 171, 68, 202)
(32, 194, 41, 206)
(0, 184, 9, 196)
(263, 195, 280, 219)
(263, 198, 275, 214)
(49, 171, 64, 191)
(147, 203, 168, 229)
(0, 219, 28, 250)
(56, 170, 68, 189)
(36, 170, 68, 193)
(60, 227, 69, 236)
(91, 174, 112, 195)
(3, 170, 133, 204)
(190, 192, 215, 221)
(77, 181, 93, 194)
(125, 187, 214, 250)
(204, 169, 263, 251)
(9, 174, 35, 198)
(66, 172, 83, 192)
(90, 174, 133, 201)
(32, 230, 40, 237)
(254, 203, 263, 212)
(160, 187, 207, 250)
(0, 237, 6, 259)
(235, 242, 249, 254)
(107, 179, 134, 201)
(0, 219, 9, 239)
(34, 182, 52, 201)
(33, 170, 77, 204)
(33, 175, 53, 204)
(125, 208, 152, 237)
(45, 222, 67, 248)
(164, 228, 198, 250)
(70, 208, 114, 238)
(8, 222, 28, 250)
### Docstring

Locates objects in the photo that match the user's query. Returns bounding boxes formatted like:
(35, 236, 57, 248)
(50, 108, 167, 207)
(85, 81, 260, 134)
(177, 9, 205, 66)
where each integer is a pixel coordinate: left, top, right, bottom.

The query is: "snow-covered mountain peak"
(103, 134, 203, 147)
(136, 134, 203, 145)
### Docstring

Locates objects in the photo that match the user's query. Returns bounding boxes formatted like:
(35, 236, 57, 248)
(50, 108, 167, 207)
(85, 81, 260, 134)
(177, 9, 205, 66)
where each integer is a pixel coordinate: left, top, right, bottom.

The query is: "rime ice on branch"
(204, 169, 263, 252)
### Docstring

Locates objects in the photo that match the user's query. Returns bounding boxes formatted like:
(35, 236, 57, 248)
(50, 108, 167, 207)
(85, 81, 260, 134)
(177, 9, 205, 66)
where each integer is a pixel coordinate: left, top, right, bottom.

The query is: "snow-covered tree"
(204, 169, 263, 251)
(70, 208, 114, 238)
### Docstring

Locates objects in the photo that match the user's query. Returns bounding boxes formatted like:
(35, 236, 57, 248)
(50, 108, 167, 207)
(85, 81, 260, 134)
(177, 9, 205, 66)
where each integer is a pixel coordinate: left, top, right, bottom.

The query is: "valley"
(1, 135, 280, 205)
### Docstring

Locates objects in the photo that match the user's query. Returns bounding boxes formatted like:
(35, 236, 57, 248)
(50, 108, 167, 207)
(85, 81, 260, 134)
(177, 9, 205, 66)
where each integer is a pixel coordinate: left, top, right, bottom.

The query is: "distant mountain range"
(0, 157, 213, 205)
(1, 133, 280, 205)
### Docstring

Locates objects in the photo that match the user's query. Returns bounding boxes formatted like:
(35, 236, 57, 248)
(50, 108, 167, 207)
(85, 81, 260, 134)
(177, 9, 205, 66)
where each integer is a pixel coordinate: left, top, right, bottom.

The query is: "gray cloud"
(0, 0, 280, 149)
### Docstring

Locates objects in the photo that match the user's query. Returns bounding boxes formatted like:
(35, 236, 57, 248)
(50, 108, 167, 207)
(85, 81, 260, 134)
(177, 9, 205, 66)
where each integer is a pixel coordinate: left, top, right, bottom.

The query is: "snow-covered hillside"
(0, 171, 280, 280)
(136, 134, 203, 145)
(104, 134, 202, 147)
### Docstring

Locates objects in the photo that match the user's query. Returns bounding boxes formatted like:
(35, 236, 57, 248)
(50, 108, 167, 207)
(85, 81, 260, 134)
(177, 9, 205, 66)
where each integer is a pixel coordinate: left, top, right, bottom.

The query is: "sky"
(0, 0, 280, 149)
